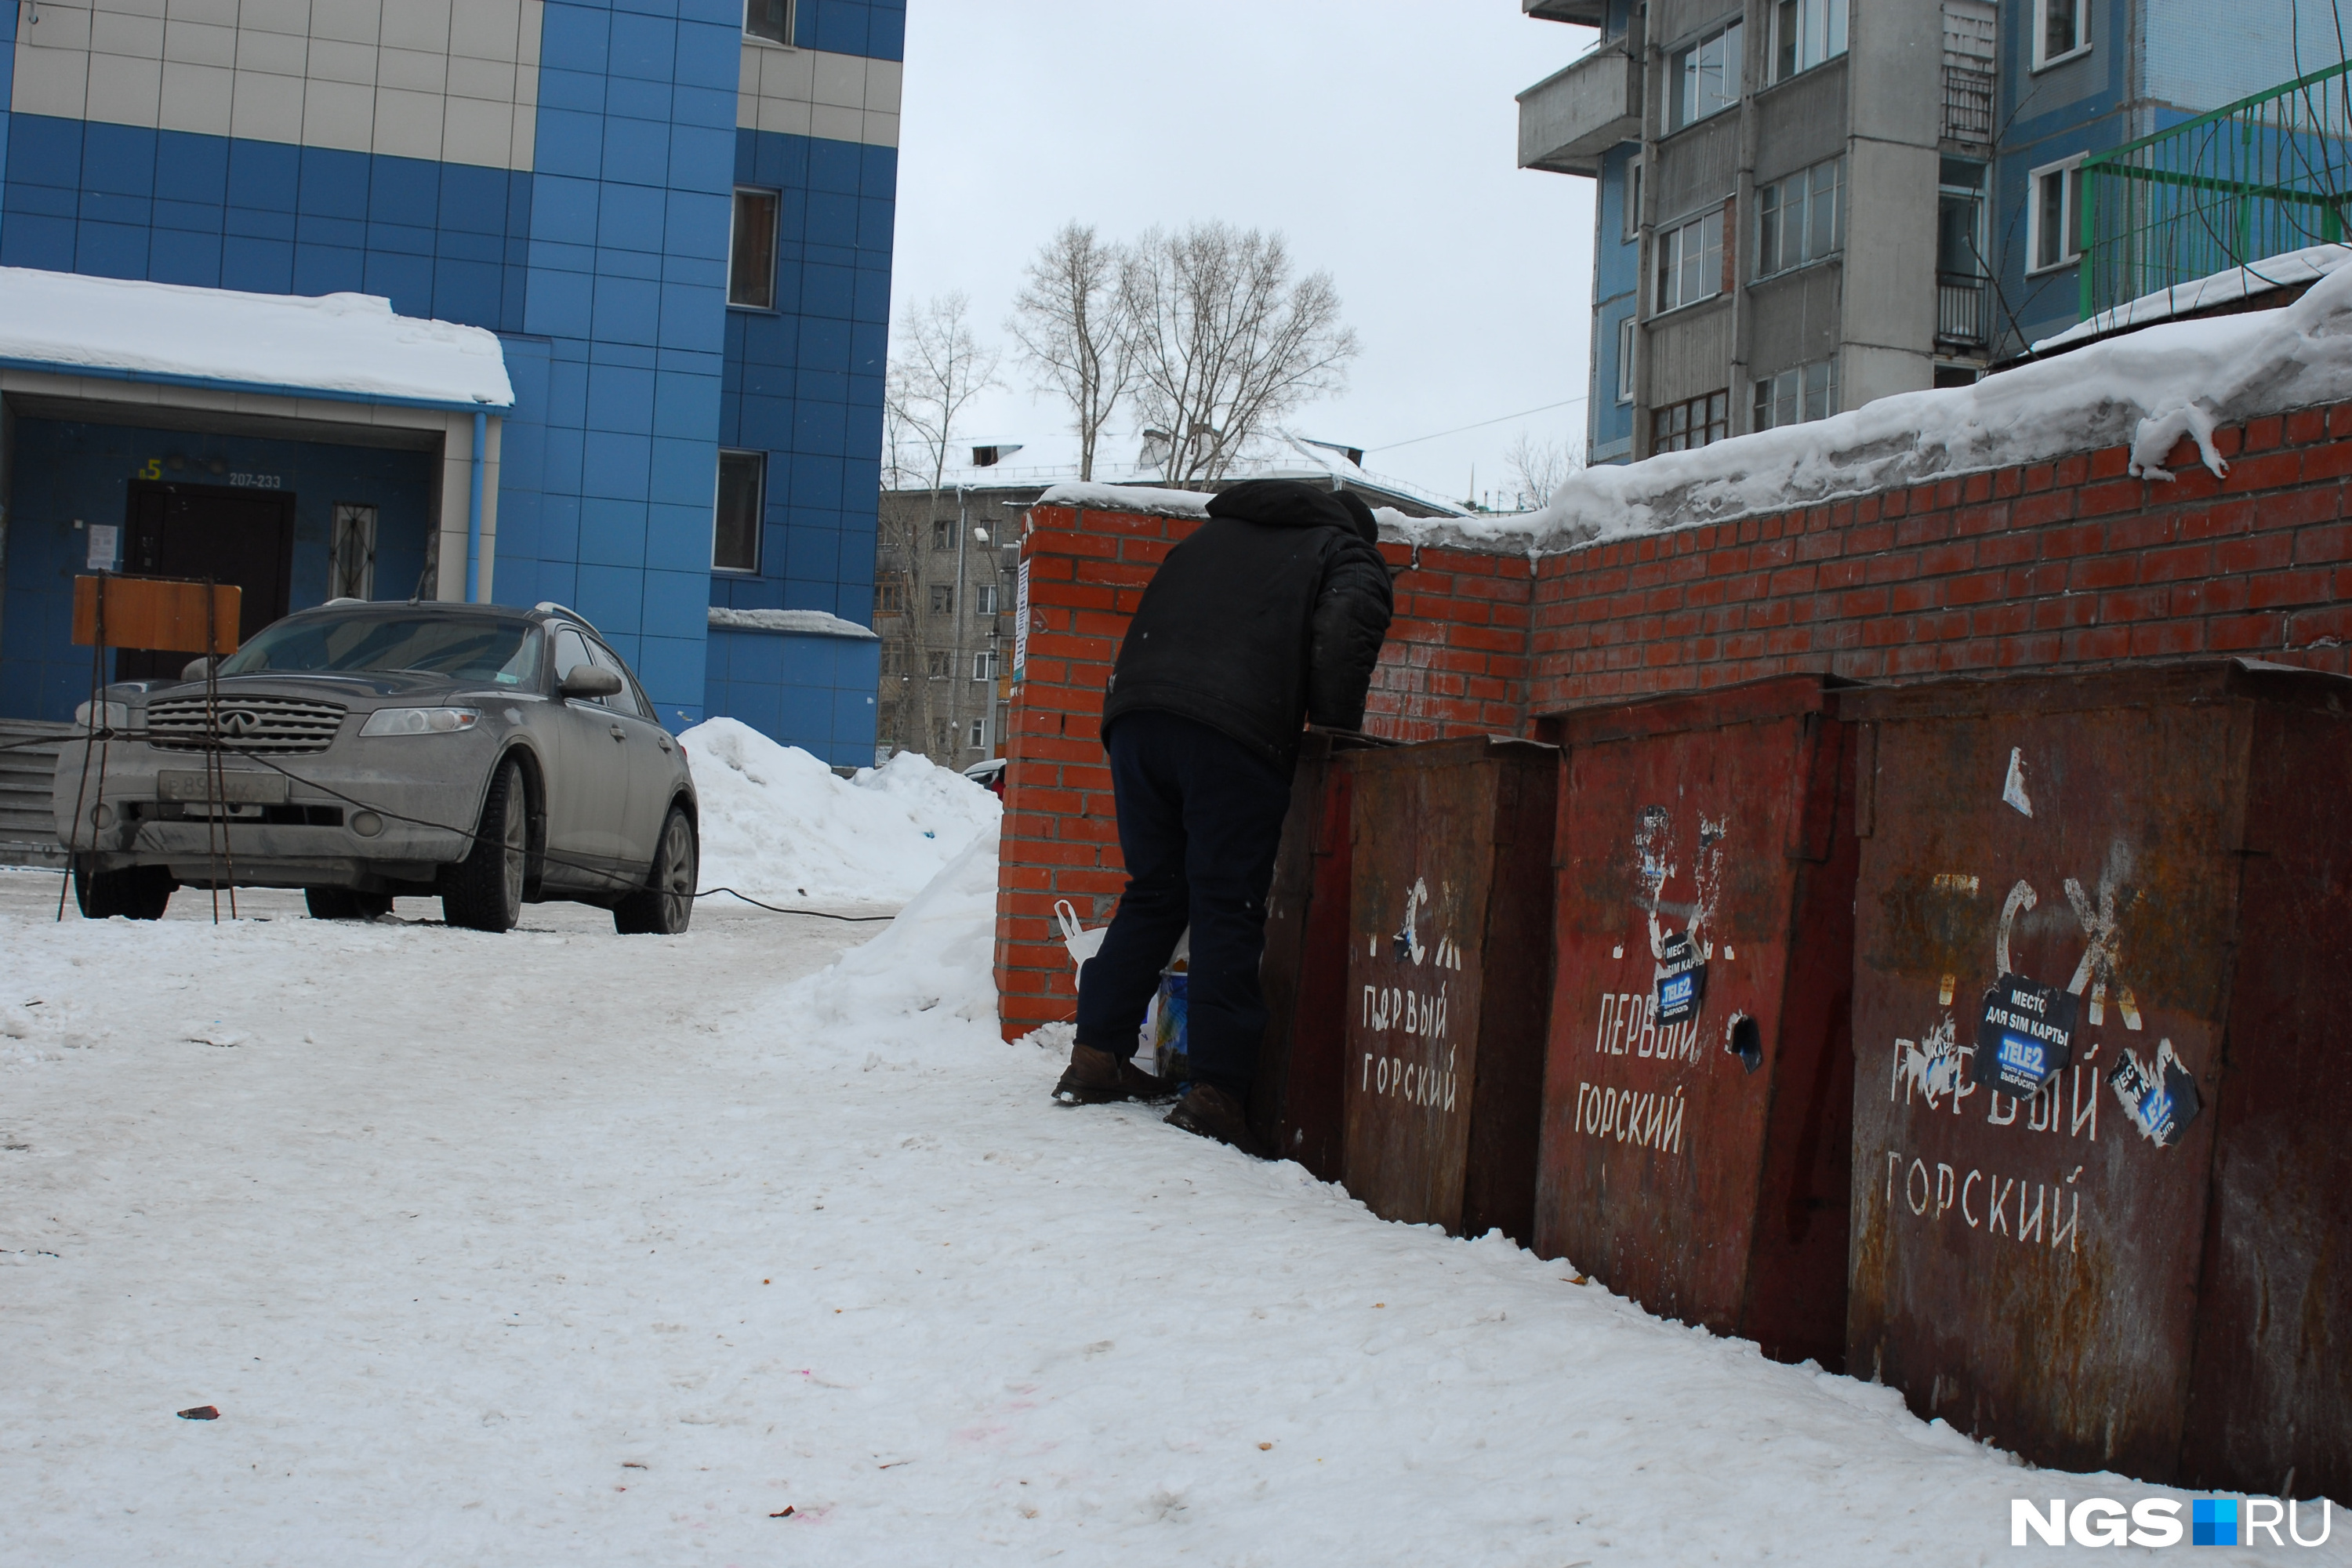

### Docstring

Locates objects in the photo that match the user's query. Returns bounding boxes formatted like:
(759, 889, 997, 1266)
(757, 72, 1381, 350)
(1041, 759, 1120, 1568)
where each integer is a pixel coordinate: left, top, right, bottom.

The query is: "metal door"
(117, 483, 294, 680)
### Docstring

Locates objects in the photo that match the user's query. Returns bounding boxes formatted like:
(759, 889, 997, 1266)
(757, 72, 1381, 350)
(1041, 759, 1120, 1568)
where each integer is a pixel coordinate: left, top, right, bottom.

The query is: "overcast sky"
(891, 2, 1601, 509)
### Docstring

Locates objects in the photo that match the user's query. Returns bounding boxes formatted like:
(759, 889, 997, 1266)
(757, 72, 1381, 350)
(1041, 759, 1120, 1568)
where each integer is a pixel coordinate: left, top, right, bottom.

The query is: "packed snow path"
(0, 860, 2333, 1565)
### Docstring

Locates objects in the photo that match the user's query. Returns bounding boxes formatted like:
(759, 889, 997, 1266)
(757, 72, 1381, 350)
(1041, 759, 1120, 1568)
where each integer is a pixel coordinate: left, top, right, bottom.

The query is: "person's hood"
(1334, 489, 1377, 543)
(1206, 478, 1356, 535)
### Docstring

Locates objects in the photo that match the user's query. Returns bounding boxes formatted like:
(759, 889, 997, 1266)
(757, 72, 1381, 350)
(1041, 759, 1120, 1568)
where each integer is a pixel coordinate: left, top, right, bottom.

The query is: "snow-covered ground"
(2, 853, 2339, 1565)
(681, 718, 1000, 907)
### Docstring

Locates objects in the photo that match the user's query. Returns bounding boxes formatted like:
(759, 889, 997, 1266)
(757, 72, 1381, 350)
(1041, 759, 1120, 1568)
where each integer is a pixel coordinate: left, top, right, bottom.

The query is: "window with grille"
(1655, 209, 1725, 312)
(329, 503, 377, 600)
(1668, 20, 1743, 132)
(713, 450, 763, 572)
(1752, 359, 1841, 432)
(728, 189, 779, 310)
(1769, 0, 1846, 82)
(1755, 158, 1843, 278)
(1650, 390, 1730, 454)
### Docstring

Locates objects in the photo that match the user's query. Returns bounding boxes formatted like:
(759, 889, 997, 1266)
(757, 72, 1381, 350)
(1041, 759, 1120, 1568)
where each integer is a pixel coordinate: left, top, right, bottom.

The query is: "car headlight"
(361, 706, 481, 737)
(73, 699, 133, 730)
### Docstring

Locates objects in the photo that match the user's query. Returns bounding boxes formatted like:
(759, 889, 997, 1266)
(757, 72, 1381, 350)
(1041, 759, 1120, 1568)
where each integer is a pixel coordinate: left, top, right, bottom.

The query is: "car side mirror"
(559, 665, 623, 700)
(182, 656, 215, 681)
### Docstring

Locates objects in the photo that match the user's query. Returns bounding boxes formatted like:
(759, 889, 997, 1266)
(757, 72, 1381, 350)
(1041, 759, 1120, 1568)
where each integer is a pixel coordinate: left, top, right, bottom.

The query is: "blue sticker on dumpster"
(1969, 972, 2076, 1096)
(2108, 1039, 2201, 1148)
(1656, 930, 1707, 1025)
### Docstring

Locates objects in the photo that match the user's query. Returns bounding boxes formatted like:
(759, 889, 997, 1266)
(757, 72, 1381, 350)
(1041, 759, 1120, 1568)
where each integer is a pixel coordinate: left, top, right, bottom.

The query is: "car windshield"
(218, 615, 543, 685)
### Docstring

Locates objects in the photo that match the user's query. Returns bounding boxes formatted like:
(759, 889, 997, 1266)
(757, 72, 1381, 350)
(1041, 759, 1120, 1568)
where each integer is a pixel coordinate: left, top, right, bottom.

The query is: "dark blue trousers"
(1074, 710, 1294, 1096)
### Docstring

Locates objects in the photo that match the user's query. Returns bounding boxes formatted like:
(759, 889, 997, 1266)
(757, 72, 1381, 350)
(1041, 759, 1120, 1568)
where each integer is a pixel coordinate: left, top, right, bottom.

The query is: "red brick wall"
(993, 503, 1536, 1040)
(994, 407, 2352, 1040)
(1530, 411, 2352, 711)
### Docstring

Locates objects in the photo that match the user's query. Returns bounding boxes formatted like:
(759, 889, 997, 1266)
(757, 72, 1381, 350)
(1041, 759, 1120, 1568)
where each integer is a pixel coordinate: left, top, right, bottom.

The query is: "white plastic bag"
(1055, 899, 1106, 975)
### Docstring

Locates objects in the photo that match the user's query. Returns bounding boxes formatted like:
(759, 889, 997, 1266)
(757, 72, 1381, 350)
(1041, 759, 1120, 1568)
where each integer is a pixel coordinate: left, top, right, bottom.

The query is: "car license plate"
(157, 770, 289, 805)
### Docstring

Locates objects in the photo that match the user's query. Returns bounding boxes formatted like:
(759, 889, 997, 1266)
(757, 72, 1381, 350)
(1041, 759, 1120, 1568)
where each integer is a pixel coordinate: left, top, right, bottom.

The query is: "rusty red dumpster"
(1844, 659, 2352, 1497)
(1531, 674, 1860, 1369)
(1253, 728, 1393, 1179)
(1341, 736, 1558, 1243)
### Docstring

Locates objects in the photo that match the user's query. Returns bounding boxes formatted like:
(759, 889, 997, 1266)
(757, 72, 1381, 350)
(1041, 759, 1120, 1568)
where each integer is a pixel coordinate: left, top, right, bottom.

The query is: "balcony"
(1942, 64, 1993, 145)
(1525, 0, 1607, 21)
(1936, 273, 1988, 348)
(1518, 39, 1642, 179)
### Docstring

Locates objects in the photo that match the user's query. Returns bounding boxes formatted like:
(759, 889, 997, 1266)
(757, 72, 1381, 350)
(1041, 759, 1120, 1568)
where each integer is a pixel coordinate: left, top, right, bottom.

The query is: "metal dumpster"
(1532, 674, 1860, 1370)
(1341, 736, 1558, 1243)
(1843, 659, 2352, 1497)
(1252, 727, 1394, 1178)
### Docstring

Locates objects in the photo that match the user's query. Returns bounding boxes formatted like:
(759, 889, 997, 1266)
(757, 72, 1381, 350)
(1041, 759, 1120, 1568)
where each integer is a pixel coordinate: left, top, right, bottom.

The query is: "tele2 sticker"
(1970, 972, 2078, 1096)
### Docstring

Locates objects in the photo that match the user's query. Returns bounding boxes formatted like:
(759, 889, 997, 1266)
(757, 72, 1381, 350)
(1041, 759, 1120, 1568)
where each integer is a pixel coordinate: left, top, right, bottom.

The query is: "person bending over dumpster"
(1052, 478, 1394, 1152)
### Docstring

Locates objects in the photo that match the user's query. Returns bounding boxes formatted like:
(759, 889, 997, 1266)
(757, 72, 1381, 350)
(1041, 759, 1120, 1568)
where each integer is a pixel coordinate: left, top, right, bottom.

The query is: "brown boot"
(1164, 1083, 1265, 1157)
(1052, 1043, 1171, 1106)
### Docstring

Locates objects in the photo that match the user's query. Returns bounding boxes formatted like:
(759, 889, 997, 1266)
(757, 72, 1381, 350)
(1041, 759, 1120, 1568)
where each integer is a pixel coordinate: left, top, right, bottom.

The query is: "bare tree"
(1504, 430, 1580, 511)
(1007, 223, 1132, 482)
(883, 294, 1001, 761)
(1120, 223, 1359, 483)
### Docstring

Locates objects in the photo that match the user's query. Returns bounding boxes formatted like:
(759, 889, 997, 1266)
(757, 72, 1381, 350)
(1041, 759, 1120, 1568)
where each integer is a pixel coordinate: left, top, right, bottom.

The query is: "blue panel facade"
(0, 0, 899, 767)
(1589, 143, 1641, 465)
(0, 419, 434, 721)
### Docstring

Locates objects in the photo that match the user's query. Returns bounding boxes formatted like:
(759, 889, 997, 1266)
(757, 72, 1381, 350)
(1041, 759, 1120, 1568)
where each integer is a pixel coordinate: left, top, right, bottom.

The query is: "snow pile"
(776, 831, 1003, 1042)
(1036, 481, 1214, 517)
(2036, 241, 2352, 353)
(680, 718, 999, 906)
(706, 606, 878, 639)
(0, 267, 513, 408)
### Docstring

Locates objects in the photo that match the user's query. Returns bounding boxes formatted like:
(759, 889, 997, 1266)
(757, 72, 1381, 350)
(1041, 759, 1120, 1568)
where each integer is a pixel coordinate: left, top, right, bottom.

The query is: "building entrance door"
(115, 482, 296, 680)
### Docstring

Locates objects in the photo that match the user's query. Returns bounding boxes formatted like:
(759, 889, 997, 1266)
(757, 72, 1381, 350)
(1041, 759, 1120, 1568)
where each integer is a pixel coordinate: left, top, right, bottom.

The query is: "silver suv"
(53, 601, 699, 935)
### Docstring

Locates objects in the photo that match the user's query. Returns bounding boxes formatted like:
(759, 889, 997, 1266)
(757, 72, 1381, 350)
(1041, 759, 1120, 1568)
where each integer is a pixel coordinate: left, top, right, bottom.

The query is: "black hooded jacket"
(1101, 479, 1394, 771)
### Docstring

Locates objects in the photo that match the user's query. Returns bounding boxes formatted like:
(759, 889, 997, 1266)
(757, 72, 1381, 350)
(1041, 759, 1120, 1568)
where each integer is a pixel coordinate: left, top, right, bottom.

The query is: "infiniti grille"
(143, 695, 348, 754)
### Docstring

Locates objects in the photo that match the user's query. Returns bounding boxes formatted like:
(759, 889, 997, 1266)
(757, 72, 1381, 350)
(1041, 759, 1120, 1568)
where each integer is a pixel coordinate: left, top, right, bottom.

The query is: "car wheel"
(306, 887, 394, 920)
(442, 757, 526, 933)
(614, 805, 696, 935)
(73, 858, 174, 920)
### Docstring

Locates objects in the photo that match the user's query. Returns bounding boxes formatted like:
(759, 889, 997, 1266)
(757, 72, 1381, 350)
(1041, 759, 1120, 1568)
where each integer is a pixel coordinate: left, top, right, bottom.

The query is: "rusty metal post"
(1533, 674, 1861, 1369)
(1842, 660, 2352, 1498)
(1341, 736, 1559, 1243)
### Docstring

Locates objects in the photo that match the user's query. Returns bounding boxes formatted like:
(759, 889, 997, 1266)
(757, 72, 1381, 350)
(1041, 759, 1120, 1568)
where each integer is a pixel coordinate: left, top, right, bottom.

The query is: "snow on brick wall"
(995, 400, 2352, 1041)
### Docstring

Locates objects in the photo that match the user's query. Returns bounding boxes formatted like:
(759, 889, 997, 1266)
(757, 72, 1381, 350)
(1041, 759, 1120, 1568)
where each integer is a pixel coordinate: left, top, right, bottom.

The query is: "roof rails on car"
(533, 601, 600, 633)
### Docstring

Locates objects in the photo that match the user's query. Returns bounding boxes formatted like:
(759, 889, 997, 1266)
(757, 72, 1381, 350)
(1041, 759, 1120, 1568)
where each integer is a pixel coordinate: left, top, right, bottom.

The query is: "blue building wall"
(1589, 141, 1641, 464)
(1, 419, 434, 720)
(0, 0, 898, 769)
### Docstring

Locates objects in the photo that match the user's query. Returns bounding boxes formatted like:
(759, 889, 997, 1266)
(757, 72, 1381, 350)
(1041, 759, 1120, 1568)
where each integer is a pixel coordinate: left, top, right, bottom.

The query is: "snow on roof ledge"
(2034, 242, 2352, 354)
(1035, 481, 1214, 517)
(0, 267, 514, 409)
(708, 607, 878, 640)
(1398, 260, 2352, 559)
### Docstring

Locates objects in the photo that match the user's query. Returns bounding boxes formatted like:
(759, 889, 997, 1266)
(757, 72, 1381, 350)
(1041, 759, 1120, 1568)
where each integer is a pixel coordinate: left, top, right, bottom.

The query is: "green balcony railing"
(2079, 59, 2352, 319)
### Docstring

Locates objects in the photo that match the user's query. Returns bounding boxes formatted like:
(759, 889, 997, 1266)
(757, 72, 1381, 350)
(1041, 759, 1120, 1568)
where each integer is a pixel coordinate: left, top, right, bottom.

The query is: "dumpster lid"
(1347, 734, 1559, 772)
(1834, 659, 2352, 724)
(1535, 672, 1863, 747)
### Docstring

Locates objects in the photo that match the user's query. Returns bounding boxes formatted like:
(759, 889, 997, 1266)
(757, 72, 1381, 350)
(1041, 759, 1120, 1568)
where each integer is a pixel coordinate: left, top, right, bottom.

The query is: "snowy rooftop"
(2034, 241, 2352, 354)
(0, 267, 514, 410)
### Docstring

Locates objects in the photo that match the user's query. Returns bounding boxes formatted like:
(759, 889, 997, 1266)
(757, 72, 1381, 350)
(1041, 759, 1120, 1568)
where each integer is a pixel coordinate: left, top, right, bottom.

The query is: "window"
(586, 636, 652, 718)
(1624, 158, 1643, 240)
(972, 650, 999, 682)
(1937, 158, 1986, 276)
(929, 585, 954, 615)
(1617, 316, 1638, 403)
(876, 579, 906, 614)
(2033, 0, 2087, 68)
(728, 188, 779, 309)
(1752, 358, 1841, 431)
(1651, 390, 1730, 454)
(931, 519, 955, 550)
(1668, 20, 1743, 131)
(744, 0, 791, 46)
(554, 626, 615, 709)
(713, 450, 764, 572)
(1755, 157, 1843, 278)
(2029, 156, 2085, 272)
(1655, 209, 1725, 312)
(881, 644, 909, 676)
(925, 650, 952, 678)
(329, 503, 376, 600)
(931, 719, 955, 754)
(975, 583, 1000, 615)
(968, 717, 989, 750)
(1769, 0, 1846, 82)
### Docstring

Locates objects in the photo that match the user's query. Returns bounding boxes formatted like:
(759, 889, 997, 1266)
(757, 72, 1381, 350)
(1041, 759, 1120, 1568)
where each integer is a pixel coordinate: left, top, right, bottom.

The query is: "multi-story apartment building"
(873, 477, 1026, 768)
(0, 0, 898, 768)
(1523, 0, 2338, 465)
